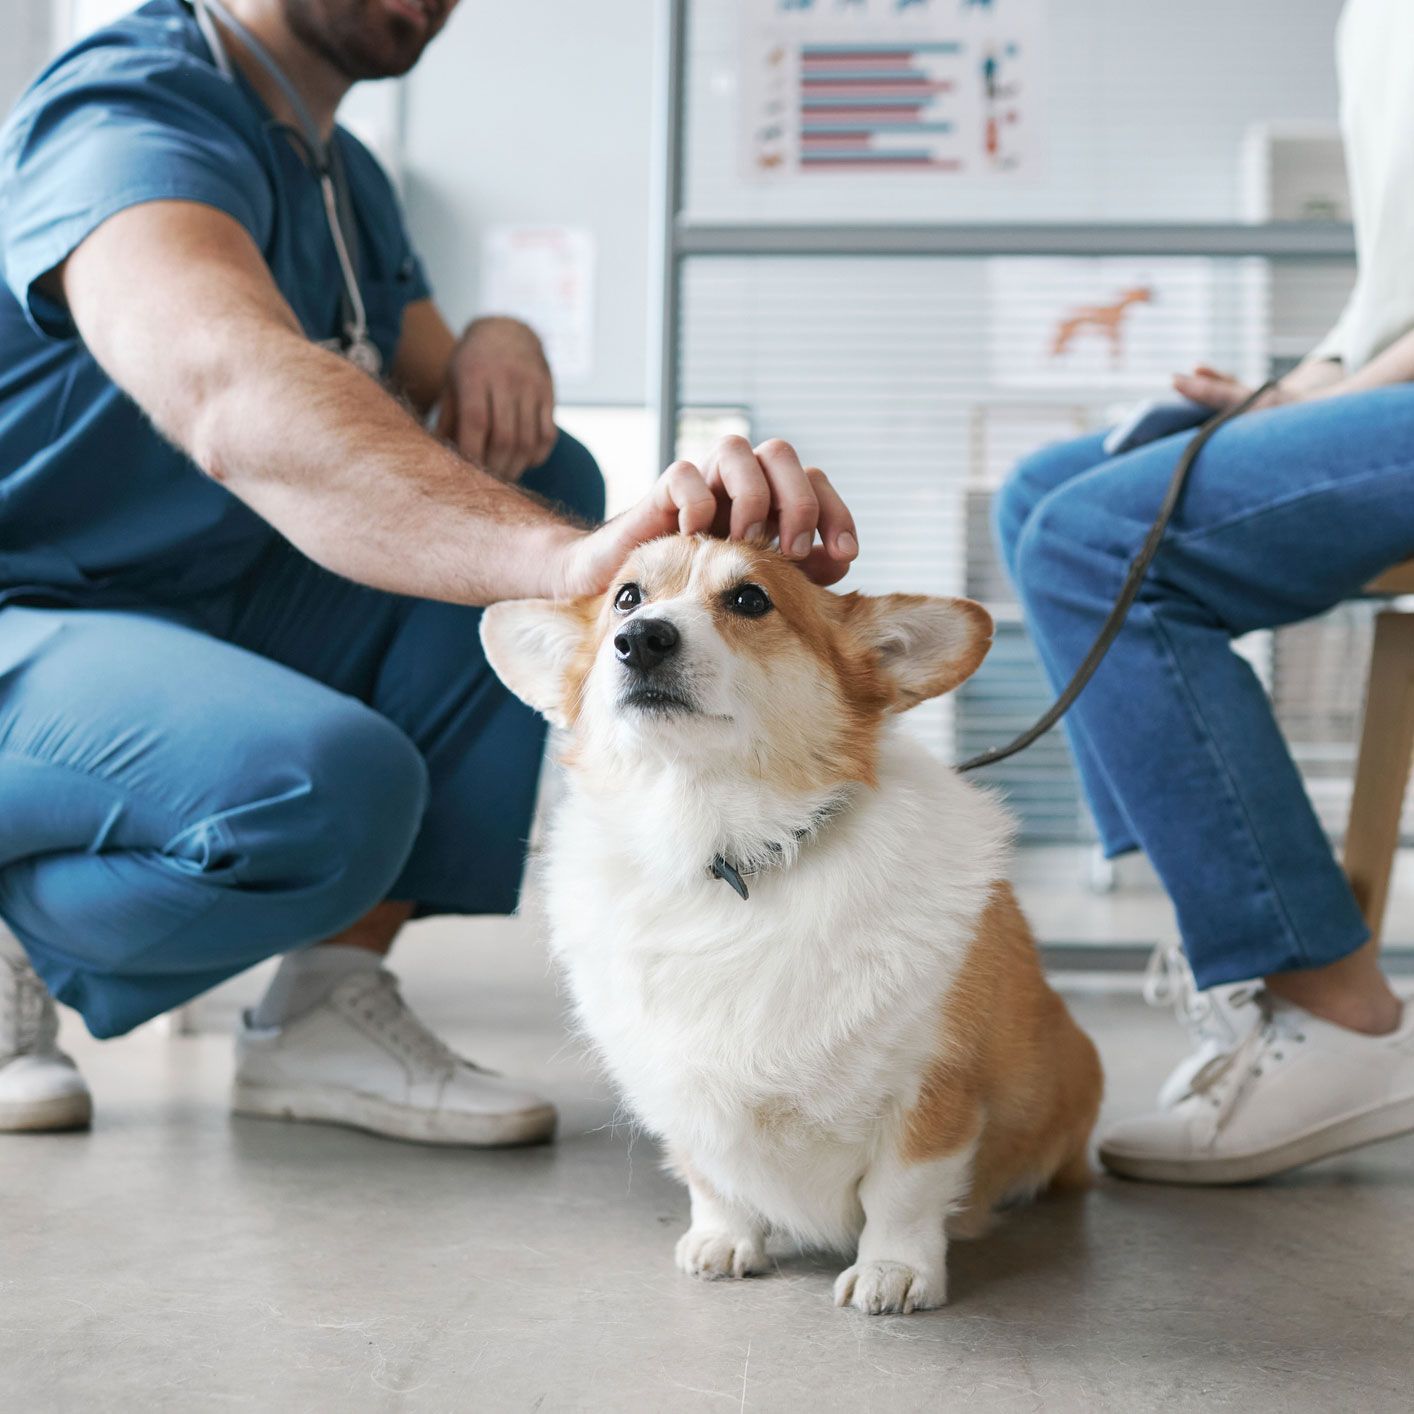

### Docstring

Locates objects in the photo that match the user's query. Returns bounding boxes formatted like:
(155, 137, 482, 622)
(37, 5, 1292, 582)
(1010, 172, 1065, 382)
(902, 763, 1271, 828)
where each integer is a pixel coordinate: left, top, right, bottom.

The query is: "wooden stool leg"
(1343, 610, 1414, 943)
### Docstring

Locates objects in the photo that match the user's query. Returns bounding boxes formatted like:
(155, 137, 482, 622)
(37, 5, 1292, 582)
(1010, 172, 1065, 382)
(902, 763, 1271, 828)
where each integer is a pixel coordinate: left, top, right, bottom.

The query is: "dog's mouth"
(619, 684, 698, 715)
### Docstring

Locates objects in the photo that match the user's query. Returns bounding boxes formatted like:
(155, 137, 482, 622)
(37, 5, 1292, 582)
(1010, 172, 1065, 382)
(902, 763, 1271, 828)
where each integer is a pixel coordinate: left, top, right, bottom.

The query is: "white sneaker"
(0, 938, 92, 1133)
(1142, 939, 1261, 1109)
(1100, 992, 1414, 1184)
(232, 969, 557, 1147)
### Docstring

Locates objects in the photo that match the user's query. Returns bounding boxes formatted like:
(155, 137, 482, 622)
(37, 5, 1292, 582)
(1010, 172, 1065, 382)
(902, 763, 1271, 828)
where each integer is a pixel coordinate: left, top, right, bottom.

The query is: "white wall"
(0, 0, 58, 117)
(400, 0, 656, 407)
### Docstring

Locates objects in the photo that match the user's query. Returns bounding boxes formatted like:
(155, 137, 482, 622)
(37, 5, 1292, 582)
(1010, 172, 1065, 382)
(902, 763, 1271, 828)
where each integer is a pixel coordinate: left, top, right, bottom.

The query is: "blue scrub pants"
(994, 386, 1414, 990)
(0, 436, 603, 1038)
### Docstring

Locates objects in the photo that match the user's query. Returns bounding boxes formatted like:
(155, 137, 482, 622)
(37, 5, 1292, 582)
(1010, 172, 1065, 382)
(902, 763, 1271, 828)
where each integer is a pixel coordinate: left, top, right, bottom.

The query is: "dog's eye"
(724, 583, 772, 618)
(614, 583, 642, 613)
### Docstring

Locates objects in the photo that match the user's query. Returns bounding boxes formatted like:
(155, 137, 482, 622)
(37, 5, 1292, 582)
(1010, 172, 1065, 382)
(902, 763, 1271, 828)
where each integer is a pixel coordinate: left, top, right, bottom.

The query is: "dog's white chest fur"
(544, 732, 1010, 1250)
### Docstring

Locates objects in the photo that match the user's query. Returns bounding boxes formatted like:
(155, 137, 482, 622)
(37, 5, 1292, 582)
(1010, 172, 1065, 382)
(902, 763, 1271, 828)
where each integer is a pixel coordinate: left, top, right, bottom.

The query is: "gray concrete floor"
(4, 916, 1414, 1413)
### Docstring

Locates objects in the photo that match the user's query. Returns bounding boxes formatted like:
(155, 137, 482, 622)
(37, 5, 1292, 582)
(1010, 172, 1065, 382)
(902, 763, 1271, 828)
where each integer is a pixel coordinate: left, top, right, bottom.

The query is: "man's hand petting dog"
(551, 435, 859, 599)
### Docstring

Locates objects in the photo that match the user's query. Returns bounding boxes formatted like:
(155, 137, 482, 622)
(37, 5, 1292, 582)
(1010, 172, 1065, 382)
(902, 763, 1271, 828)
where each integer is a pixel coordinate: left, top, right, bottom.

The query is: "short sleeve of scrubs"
(0, 44, 274, 340)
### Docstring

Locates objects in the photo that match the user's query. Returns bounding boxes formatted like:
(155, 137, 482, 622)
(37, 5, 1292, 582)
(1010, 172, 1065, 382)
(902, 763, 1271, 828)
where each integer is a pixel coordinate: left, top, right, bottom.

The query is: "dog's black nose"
(614, 617, 679, 671)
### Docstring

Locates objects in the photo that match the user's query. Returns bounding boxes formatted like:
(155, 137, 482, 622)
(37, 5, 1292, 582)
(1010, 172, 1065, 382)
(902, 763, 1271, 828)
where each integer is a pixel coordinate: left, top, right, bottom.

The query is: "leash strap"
(958, 380, 1278, 773)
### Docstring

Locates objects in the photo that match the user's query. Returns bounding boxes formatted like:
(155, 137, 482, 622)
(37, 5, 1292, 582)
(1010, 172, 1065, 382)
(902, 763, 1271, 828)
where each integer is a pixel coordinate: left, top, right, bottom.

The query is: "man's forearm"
(188, 323, 581, 604)
(389, 298, 457, 417)
(59, 202, 585, 605)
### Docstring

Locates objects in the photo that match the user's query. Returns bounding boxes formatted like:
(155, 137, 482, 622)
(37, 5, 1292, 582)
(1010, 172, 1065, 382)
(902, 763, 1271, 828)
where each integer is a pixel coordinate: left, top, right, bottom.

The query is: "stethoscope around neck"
(192, 0, 382, 376)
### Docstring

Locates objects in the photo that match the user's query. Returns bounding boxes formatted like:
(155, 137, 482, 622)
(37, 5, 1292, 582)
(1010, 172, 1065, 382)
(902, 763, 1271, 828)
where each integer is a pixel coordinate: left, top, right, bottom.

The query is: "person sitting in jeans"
(994, 0, 1414, 1183)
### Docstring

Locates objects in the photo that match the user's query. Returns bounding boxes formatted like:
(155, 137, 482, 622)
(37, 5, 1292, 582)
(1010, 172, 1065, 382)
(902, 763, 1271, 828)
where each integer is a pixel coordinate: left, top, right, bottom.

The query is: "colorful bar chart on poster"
(799, 40, 963, 170)
(742, 0, 1043, 181)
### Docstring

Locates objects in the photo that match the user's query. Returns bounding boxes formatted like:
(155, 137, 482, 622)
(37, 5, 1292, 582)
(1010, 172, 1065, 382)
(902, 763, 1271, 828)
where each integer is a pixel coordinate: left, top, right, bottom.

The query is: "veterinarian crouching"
(0, 0, 860, 1142)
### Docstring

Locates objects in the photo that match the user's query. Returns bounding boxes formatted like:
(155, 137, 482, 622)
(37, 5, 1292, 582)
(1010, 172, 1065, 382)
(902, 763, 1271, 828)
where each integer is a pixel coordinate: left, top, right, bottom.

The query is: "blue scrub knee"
(190, 700, 433, 942)
(0, 607, 432, 1037)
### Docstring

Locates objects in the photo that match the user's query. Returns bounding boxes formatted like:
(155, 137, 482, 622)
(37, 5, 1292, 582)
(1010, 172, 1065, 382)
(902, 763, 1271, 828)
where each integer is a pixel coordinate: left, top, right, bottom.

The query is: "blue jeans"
(0, 435, 604, 1038)
(994, 387, 1414, 989)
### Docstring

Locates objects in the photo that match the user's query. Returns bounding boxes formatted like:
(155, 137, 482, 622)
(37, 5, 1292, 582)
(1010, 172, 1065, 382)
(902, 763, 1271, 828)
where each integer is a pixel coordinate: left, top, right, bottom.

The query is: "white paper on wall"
(739, 0, 1045, 182)
(479, 226, 596, 385)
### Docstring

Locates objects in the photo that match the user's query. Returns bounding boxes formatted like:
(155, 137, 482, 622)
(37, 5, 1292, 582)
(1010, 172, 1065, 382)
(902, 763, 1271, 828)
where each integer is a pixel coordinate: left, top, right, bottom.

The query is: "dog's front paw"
(833, 1260, 944, 1315)
(675, 1227, 768, 1280)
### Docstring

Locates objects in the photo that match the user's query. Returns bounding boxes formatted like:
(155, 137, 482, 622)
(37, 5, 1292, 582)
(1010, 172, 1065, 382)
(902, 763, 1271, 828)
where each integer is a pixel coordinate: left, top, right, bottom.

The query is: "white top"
(1312, 0, 1414, 370)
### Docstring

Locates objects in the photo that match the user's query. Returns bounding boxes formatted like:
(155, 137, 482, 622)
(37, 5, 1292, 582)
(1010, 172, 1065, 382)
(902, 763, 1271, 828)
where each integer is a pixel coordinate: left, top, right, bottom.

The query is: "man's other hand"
(438, 316, 556, 480)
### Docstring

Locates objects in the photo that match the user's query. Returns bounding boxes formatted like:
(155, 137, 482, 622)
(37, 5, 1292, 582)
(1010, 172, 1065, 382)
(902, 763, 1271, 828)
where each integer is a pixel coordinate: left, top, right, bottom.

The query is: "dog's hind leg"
(1046, 1020, 1104, 1192)
(1048, 1138, 1095, 1191)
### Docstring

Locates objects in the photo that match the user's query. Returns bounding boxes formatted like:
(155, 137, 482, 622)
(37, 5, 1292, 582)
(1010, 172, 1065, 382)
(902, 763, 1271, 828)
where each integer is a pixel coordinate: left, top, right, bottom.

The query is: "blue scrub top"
(0, 0, 432, 607)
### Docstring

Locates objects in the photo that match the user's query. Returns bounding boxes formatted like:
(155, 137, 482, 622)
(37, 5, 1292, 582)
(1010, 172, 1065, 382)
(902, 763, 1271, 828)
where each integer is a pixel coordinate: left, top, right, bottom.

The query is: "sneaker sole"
(231, 1080, 557, 1148)
(1100, 1094, 1414, 1185)
(0, 1091, 93, 1133)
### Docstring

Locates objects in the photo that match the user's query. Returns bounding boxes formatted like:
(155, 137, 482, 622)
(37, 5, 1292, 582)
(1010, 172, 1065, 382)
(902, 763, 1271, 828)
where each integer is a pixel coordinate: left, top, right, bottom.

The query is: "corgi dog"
(481, 535, 1102, 1315)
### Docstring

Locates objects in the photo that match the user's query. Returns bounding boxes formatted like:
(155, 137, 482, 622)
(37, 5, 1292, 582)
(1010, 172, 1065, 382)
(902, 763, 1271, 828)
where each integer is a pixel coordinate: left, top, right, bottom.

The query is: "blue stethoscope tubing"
(191, 0, 382, 375)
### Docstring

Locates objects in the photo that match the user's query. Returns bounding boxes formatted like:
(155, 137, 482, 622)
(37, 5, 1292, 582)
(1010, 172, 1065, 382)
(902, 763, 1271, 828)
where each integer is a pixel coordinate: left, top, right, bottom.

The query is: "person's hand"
(1172, 364, 1288, 412)
(437, 316, 556, 481)
(548, 435, 860, 599)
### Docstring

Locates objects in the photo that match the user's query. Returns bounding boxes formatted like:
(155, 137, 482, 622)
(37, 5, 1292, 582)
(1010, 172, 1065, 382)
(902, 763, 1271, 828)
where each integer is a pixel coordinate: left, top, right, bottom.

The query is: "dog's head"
(481, 536, 992, 786)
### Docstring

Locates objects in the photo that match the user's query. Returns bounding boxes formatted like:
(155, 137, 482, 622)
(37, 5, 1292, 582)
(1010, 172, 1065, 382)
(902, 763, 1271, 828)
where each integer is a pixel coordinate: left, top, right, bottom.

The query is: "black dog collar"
(708, 795, 849, 902)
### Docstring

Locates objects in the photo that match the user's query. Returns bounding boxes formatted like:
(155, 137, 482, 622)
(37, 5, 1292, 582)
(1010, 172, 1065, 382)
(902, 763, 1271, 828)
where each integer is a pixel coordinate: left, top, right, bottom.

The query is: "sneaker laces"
(1, 954, 55, 1062)
(1143, 939, 1266, 1107)
(1142, 939, 1258, 1046)
(1184, 992, 1306, 1130)
(344, 971, 489, 1079)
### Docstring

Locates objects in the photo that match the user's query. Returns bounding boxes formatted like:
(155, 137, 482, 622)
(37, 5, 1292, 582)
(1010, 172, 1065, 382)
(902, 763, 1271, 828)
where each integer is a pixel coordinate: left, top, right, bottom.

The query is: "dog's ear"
(841, 594, 993, 710)
(480, 598, 593, 730)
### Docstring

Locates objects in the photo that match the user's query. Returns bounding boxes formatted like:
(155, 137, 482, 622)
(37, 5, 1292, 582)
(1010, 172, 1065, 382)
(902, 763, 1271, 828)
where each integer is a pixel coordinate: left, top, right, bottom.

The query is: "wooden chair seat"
(1364, 563, 1414, 596)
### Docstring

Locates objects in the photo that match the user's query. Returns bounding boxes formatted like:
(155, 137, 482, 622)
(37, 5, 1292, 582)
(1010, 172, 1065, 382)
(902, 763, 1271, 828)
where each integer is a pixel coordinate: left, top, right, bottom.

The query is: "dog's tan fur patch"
(901, 882, 1103, 1233)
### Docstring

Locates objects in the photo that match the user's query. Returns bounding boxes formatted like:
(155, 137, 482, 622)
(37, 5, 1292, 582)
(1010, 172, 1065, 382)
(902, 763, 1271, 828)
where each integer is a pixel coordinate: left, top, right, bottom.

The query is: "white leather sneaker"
(1142, 940, 1261, 1109)
(0, 936, 92, 1133)
(232, 969, 557, 1146)
(1100, 991, 1414, 1184)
